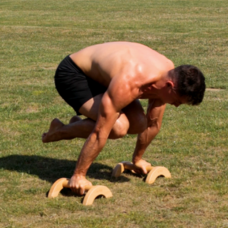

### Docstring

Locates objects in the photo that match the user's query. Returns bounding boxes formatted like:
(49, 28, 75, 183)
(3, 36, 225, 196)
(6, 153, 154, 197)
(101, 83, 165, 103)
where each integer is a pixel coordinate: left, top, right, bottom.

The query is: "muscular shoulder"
(143, 52, 174, 80)
(146, 49, 174, 70)
(131, 55, 173, 83)
(164, 58, 175, 71)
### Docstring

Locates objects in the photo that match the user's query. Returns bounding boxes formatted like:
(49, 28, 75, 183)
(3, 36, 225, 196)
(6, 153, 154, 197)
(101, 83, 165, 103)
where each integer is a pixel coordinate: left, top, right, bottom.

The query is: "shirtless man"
(42, 42, 205, 195)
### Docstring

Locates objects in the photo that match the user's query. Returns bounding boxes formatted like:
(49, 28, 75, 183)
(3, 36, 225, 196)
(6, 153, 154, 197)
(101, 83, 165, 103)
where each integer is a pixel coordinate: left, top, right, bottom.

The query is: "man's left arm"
(132, 99, 166, 174)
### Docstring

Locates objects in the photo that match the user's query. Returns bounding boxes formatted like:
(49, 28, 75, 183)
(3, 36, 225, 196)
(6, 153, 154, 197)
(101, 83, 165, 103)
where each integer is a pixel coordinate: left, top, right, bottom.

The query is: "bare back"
(70, 42, 174, 92)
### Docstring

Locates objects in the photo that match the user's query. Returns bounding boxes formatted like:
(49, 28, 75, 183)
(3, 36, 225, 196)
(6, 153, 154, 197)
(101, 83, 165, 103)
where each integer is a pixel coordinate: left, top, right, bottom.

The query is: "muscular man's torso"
(70, 42, 174, 100)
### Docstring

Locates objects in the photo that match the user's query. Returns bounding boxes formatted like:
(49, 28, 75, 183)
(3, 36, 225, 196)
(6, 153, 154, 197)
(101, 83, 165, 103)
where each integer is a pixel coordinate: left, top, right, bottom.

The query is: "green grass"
(1, 0, 228, 227)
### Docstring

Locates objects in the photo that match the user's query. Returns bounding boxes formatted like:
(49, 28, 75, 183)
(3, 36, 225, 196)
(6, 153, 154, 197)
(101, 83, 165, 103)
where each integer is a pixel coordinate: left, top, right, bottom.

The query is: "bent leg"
(42, 94, 121, 142)
(122, 99, 147, 134)
(42, 117, 96, 143)
(42, 95, 147, 143)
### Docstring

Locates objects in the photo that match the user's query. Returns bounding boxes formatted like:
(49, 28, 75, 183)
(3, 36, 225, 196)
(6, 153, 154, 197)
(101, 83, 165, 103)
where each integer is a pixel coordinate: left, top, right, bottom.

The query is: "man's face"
(162, 83, 188, 107)
(169, 93, 188, 107)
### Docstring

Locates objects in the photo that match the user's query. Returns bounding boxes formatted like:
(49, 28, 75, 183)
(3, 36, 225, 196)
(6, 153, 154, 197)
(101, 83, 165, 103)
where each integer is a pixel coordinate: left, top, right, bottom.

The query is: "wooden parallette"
(48, 178, 112, 206)
(112, 161, 171, 184)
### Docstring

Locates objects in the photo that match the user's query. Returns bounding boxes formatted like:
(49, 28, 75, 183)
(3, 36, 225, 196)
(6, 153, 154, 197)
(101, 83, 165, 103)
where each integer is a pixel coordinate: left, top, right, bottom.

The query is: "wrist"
(71, 174, 87, 183)
(132, 155, 142, 164)
(73, 169, 87, 178)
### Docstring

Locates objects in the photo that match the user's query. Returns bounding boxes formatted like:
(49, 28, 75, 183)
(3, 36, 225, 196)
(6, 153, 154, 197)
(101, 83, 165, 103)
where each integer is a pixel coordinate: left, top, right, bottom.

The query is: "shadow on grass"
(0, 155, 129, 184)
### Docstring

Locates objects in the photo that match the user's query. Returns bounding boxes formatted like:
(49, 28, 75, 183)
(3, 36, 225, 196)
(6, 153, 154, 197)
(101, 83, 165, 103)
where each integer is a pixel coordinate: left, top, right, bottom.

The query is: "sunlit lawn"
(0, 0, 228, 227)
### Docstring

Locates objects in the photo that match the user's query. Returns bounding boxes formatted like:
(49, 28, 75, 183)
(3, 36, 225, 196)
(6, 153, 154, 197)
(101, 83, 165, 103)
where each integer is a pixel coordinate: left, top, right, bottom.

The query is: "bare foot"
(69, 116, 82, 124)
(42, 118, 65, 143)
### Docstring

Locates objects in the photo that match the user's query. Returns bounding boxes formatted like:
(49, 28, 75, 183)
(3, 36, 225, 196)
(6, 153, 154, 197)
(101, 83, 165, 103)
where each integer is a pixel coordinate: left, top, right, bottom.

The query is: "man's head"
(168, 65, 206, 105)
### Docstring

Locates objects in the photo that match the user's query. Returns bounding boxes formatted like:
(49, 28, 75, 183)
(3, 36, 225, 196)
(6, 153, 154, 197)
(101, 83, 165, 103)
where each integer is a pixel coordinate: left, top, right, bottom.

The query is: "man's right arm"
(69, 74, 135, 194)
(69, 91, 120, 194)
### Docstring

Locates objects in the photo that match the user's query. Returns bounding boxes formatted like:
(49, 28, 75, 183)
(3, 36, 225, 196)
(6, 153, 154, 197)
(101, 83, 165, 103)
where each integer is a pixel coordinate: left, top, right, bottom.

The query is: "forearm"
(73, 132, 107, 177)
(132, 99, 166, 163)
(132, 126, 159, 163)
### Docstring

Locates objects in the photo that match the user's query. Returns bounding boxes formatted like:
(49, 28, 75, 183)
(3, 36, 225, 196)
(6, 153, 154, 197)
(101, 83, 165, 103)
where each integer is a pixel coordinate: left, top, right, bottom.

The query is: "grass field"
(1, 0, 228, 227)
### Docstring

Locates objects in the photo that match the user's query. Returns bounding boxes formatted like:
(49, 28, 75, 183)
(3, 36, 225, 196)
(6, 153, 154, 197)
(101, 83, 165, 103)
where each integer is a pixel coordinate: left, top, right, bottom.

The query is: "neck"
(139, 73, 171, 99)
(139, 83, 159, 99)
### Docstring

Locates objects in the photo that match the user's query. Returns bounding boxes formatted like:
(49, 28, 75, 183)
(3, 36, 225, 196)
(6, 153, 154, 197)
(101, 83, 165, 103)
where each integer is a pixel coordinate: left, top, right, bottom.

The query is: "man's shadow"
(0, 155, 129, 184)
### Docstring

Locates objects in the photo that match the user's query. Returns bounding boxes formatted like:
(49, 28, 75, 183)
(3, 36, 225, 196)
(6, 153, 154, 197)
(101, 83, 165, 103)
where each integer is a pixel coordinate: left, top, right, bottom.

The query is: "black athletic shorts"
(54, 55, 107, 115)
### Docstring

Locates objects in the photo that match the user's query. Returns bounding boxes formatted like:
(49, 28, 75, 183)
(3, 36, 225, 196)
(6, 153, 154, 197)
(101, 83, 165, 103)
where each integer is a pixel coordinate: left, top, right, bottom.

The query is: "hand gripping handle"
(48, 178, 113, 206)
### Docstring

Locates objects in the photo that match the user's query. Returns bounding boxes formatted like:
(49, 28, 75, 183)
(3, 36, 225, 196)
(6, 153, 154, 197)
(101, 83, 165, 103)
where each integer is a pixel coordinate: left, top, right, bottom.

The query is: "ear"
(166, 80, 175, 89)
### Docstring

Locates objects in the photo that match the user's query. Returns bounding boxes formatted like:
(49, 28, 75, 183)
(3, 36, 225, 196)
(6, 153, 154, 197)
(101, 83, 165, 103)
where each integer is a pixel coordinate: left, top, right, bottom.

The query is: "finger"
(79, 187, 85, 196)
(87, 182, 93, 188)
(134, 168, 144, 175)
(70, 186, 78, 194)
(141, 167, 148, 175)
(76, 185, 82, 195)
(70, 183, 79, 194)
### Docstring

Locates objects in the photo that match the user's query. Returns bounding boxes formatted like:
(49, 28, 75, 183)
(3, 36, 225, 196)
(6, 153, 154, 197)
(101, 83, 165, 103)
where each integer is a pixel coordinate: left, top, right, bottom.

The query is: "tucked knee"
(111, 119, 129, 139)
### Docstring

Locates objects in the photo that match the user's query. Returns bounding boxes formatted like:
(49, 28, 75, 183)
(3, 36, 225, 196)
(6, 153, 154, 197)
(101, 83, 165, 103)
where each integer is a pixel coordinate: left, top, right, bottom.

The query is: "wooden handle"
(122, 161, 153, 172)
(62, 178, 92, 191)
(62, 178, 69, 188)
(48, 178, 92, 198)
(112, 161, 153, 178)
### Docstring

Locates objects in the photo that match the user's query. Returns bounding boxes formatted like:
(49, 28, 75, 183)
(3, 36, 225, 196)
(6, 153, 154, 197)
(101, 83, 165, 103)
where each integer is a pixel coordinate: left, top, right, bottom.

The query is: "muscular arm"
(132, 99, 166, 165)
(70, 74, 135, 193)
(74, 91, 120, 177)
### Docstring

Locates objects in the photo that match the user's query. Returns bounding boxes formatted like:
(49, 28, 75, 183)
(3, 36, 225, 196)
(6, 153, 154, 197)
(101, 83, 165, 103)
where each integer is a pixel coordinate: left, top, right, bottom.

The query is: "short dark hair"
(170, 65, 206, 105)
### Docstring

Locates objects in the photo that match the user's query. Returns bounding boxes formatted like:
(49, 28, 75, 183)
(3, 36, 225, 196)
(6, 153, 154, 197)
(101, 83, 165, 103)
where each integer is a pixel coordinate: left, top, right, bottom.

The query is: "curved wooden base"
(48, 178, 69, 198)
(112, 161, 171, 184)
(48, 178, 112, 205)
(145, 166, 171, 184)
(83, 185, 113, 205)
